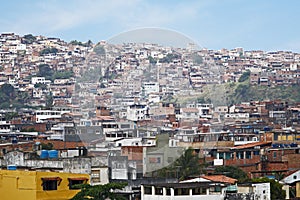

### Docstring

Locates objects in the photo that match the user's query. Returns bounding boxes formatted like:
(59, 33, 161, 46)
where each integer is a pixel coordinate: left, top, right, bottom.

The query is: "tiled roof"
(201, 175, 237, 184)
(39, 140, 85, 149)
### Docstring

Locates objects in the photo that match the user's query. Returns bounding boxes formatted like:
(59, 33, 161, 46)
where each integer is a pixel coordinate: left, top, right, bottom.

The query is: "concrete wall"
(297, 182, 300, 198)
(142, 194, 225, 200)
(2, 151, 109, 185)
(226, 193, 254, 200)
(0, 169, 89, 200)
(177, 141, 234, 149)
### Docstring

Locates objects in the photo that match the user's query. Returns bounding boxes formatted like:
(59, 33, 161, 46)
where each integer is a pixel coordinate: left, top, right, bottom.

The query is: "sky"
(1, 0, 300, 52)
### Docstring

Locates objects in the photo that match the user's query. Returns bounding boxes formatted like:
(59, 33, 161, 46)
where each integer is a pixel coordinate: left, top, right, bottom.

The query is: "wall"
(36, 171, 89, 200)
(142, 194, 224, 200)
(226, 193, 254, 200)
(297, 182, 300, 198)
(0, 170, 36, 200)
(177, 141, 234, 149)
(0, 169, 89, 200)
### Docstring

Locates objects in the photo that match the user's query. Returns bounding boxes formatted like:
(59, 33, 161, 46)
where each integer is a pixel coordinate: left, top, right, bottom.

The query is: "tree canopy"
(37, 64, 74, 81)
(39, 47, 58, 56)
(93, 45, 105, 55)
(23, 34, 36, 44)
(0, 83, 30, 109)
(238, 70, 250, 82)
(71, 183, 127, 200)
(214, 165, 249, 183)
(154, 148, 206, 181)
(70, 40, 93, 47)
(37, 64, 54, 78)
(159, 53, 180, 63)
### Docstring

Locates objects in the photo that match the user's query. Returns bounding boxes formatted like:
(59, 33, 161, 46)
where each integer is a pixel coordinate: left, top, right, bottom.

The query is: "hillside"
(177, 80, 300, 106)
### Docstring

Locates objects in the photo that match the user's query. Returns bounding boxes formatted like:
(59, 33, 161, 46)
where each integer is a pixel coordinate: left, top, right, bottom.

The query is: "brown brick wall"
(283, 154, 300, 169)
(224, 155, 260, 167)
(121, 146, 143, 161)
(265, 162, 288, 172)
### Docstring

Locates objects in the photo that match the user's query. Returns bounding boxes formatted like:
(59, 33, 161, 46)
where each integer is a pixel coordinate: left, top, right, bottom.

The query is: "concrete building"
(0, 169, 89, 200)
(282, 169, 300, 199)
(141, 182, 227, 200)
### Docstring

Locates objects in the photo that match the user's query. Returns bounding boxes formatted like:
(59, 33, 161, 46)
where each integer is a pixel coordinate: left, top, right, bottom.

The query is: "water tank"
(7, 165, 17, 170)
(291, 143, 298, 147)
(40, 150, 49, 159)
(48, 150, 58, 159)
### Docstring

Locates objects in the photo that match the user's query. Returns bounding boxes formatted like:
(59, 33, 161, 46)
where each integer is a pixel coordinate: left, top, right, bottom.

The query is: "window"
(144, 186, 152, 195)
(155, 187, 163, 195)
(42, 177, 61, 191)
(273, 152, 277, 158)
(166, 188, 171, 196)
(43, 180, 57, 190)
(246, 151, 252, 159)
(68, 178, 88, 189)
(174, 188, 189, 195)
(193, 187, 206, 195)
(210, 186, 221, 193)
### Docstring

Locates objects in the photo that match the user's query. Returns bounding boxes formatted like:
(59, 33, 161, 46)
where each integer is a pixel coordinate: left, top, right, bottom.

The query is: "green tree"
(99, 83, 106, 88)
(93, 45, 105, 55)
(37, 64, 54, 78)
(71, 183, 127, 200)
(16, 91, 31, 105)
(4, 112, 18, 121)
(34, 83, 48, 90)
(84, 40, 93, 47)
(39, 47, 58, 56)
(52, 70, 74, 80)
(156, 148, 206, 181)
(45, 92, 53, 109)
(159, 53, 180, 63)
(70, 40, 83, 46)
(23, 34, 36, 44)
(251, 177, 286, 200)
(238, 70, 250, 82)
(70, 40, 93, 47)
(191, 53, 203, 64)
(214, 166, 249, 183)
(41, 142, 53, 150)
(148, 56, 157, 64)
(0, 83, 15, 97)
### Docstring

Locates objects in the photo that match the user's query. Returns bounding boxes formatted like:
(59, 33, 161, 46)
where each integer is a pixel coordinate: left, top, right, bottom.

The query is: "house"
(1, 150, 108, 186)
(142, 82, 159, 95)
(282, 169, 300, 199)
(180, 108, 199, 119)
(127, 104, 149, 122)
(141, 182, 228, 200)
(227, 182, 271, 200)
(180, 175, 237, 185)
(35, 110, 68, 123)
(0, 169, 89, 200)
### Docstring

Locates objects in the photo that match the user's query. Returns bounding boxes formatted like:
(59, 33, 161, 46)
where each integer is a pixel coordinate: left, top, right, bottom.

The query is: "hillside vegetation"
(177, 72, 300, 106)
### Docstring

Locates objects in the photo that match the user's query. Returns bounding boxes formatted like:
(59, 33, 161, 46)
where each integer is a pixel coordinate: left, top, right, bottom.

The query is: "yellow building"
(0, 169, 89, 200)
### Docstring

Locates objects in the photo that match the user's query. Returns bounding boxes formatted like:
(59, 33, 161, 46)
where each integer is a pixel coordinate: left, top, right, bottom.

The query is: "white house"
(35, 110, 68, 123)
(282, 169, 300, 199)
(141, 182, 227, 200)
(31, 77, 51, 85)
(127, 104, 149, 122)
(142, 82, 159, 95)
